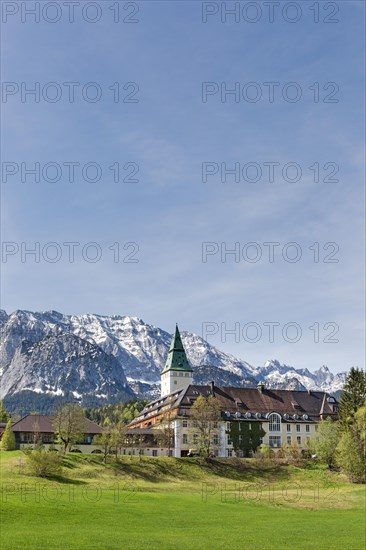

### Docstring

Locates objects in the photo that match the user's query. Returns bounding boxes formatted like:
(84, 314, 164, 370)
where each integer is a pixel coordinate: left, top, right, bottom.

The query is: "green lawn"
(1, 451, 365, 550)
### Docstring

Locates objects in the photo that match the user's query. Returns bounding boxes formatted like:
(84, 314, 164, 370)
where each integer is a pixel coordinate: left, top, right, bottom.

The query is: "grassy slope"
(1, 451, 365, 550)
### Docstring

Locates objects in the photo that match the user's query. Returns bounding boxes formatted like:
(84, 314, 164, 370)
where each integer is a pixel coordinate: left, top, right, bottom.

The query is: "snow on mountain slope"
(0, 310, 348, 409)
(6, 310, 255, 383)
(253, 360, 347, 393)
(0, 331, 134, 403)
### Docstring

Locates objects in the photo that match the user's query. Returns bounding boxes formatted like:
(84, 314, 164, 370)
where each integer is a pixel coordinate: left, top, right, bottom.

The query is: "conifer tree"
(0, 400, 10, 422)
(1, 419, 16, 450)
(339, 367, 366, 429)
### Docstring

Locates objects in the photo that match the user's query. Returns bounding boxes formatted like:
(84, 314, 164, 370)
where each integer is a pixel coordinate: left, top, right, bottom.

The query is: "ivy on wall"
(228, 421, 266, 457)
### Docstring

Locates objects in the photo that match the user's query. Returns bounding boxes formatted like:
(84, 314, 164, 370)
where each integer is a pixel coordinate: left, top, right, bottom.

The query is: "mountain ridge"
(0, 309, 347, 414)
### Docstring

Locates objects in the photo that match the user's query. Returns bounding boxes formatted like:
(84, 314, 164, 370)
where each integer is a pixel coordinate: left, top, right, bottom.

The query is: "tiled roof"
(130, 385, 338, 425)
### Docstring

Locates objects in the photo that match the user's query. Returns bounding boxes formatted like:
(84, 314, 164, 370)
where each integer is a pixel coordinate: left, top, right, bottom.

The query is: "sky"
(1, 1, 365, 374)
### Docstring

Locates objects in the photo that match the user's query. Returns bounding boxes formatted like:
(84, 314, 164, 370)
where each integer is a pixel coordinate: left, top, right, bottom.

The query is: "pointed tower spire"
(162, 324, 192, 374)
(161, 325, 193, 397)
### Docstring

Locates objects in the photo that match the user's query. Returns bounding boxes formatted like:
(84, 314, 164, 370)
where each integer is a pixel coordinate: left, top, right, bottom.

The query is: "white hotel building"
(127, 326, 339, 458)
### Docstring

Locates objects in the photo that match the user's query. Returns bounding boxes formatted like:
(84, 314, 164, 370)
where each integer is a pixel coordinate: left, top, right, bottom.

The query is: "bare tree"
(31, 420, 43, 450)
(97, 420, 128, 462)
(53, 404, 88, 453)
(97, 425, 115, 463)
(113, 421, 128, 459)
(156, 407, 175, 456)
(189, 395, 221, 458)
(127, 431, 146, 460)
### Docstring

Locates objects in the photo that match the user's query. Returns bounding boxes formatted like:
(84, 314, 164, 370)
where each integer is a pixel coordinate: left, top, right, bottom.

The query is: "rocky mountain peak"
(0, 309, 348, 414)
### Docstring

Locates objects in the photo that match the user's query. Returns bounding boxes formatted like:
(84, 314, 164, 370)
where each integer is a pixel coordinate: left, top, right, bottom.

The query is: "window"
(268, 413, 281, 432)
(213, 421, 218, 428)
(260, 437, 264, 444)
(152, 450, 158, 457)
(296, 424, 301, 432)
(169, 450, 173, 457)
(193, 434, 198, 444)
(315, 425, 318, 432)
(227, 435, 232, 445)
(287, 436, 292, 445)
(182, 434, 188, 444)
(227, 449, 233, 458)
(192, 420, 198, 428)
(286, 424, 291, 432)
(213, 435, 219, 446)
(226, 422, 230, 430)
(306, 424, 310, 433)
(297, 436, 301, 445)
(182, 419, 188, 428)
(269, 436, 281, 448)
(174, 381, 177, 385)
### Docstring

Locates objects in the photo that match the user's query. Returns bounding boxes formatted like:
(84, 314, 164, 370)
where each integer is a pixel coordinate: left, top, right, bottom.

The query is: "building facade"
(8, 414, 103, 453)
(128, 326, 339, 458)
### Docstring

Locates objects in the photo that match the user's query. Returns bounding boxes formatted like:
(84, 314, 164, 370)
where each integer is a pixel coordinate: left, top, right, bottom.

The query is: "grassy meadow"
(1, 451, 365, 550)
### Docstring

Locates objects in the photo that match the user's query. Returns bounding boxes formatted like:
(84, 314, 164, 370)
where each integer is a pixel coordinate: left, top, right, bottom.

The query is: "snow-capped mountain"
(0, 309, 348, 413)
(1, 333, 132, 401)
(253, 360, 347, 393)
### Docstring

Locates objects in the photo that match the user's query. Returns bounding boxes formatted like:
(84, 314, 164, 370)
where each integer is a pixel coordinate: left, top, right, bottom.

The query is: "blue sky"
(1, 1, 365, 373)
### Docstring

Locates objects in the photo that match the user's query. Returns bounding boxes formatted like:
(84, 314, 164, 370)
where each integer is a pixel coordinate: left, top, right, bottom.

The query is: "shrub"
(336, 432, 365, 483)
(312, 418, 338, 468)
(282, 443, 302, 463)
(259, 444, 273, 459)
(24, 450, 62, 478)
(336, 406, 366, 483)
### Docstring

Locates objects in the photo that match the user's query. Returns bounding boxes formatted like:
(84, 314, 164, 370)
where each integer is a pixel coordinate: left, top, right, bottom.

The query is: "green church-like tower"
(161, 325, 193, 397)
